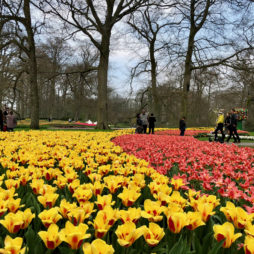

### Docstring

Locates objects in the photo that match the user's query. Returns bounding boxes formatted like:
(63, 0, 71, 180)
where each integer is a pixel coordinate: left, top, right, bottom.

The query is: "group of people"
(0, 106, 17, 132)
(136, 110, 156, 134)
(214, 108, 240, 143)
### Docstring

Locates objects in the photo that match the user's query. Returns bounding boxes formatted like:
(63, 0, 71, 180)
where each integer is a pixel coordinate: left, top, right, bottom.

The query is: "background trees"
(0, 0, 254, 128)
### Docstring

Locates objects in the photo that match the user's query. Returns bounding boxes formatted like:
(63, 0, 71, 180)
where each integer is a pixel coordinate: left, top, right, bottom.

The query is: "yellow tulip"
(196, 202, 215, 222)
(73, 188, 93, 203)
(67, 207, 89, 225)
(119, 207, 141, 224)
(7, 198, 24, 213)
(38, 207, 62, 228)
(0, 199, 8, 217)
(92, 181, 104, 196)
(83, 239, 114, 254)
(79, 201, 96, 217)
(220, 201, 237, 223)
(132, 174, 146, 188)
(141, 199, 166, 222)
(59, 221, 91, 249)
(104, 176, 123, 194)
(21, 208, 35, 229)
(170, 178, 185, 190)
(59, 199, 77, 218)
(95, 194, 115, 210)
(38, 223, 62, 249)
(115, 222, 146, 247)
(153, 191, 171, 206)
(213, 222, 242, 248)
(30, 179, 45, 195)
(0, 235, 26, 254)
(186, 212, 205, 230)
(38, 184, 57, 196)
(68, 179, 80, 194)
(53, 175, 68, 189)
(88, 173, 102, 183)
(143, 223, 165, 247)
(37, 193, 59, 208)
(118, 188, 141, 207)
(91, 207, 118, 238)
(168, 191, 187, 208)
(244, 235, 254, 254)
(0, 212, 24, 233)
(245, 222, 254, 238)
(166, 211, 189, 234)
(4, 179, 20, 190)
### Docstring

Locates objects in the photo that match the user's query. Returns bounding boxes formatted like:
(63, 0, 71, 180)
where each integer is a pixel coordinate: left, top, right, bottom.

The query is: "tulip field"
(0, 130, 254, 253)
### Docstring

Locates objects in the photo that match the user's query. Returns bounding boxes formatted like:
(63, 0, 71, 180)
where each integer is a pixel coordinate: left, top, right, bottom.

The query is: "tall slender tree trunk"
(181, 30, 195, 117)
(150, 41, 160, 123)
(24, 0, 39, 129)
(246, 83, 254, 130)
(96, 34, 110, 129)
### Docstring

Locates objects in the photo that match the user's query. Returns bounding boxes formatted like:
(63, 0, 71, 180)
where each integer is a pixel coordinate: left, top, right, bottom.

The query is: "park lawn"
(196, 136, 254, 143)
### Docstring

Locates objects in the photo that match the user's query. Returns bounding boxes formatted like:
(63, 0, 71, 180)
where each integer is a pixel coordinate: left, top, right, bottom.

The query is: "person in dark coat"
(135, 114, 143, 134)
(148, 113, 156, 134)
(226, 109, 240, 143)
(0, 110, 3, 131)
(179, 117, 186, 136)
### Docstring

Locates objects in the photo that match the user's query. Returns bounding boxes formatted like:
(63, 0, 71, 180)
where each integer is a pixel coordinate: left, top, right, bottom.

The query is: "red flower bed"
(75, 122, 96, 127)
(113, 135, 254, 209)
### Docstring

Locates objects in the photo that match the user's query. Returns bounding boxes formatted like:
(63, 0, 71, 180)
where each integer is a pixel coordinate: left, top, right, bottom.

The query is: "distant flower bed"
(75, 122, 96, 127)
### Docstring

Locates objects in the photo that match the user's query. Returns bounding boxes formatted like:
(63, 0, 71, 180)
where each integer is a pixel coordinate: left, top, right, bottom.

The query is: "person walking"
(148, 113, 156, 134)
(179, 117, 186, 136)
(214, 111, 225, 142)
(224, 112, 231, 134)
(140, 109, 149, 134)
(0, 110, 3, 131)
(6, 111, 17, 132)
(226, 108, 240, 143)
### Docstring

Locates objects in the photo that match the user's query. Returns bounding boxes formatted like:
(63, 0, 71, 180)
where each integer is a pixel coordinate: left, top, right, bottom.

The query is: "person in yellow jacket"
(214, 111, 225, 142)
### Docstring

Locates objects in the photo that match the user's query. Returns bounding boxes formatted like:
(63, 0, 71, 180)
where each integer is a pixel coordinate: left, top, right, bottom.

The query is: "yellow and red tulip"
(59, 221, 91, 249)
(143, 223, 165, 247)
(0, 235, 26, 254)
(83, 239, 115, 254)
(118, 188, 141, 207)
(115, 222, 146, 247)
(213, 222, 242, 248)
(38, 223, 62, 249)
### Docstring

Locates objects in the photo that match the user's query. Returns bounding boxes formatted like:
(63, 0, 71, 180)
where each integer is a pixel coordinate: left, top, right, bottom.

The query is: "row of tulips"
(0, 130, 251, 253)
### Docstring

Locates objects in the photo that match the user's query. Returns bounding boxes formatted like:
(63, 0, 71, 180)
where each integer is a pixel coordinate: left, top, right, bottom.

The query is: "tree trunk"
(29, 53, 39, 129)
(181, 30, 195, 117)
(150, 41, 160, 124)
(246, 83, 254, 130)
(24, 0, 39, 129)
(96, 35, 110, 129)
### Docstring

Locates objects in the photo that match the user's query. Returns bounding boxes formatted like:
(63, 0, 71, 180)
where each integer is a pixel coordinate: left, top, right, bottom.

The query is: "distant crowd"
(214, 108, 240, 143)
(0, 106, 17, 132)
(135, 108, 241, 143)
(135, 110, 156, 134)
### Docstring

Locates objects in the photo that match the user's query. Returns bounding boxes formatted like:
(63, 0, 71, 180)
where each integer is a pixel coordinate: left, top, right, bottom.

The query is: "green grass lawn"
(196, 136, 254, 143)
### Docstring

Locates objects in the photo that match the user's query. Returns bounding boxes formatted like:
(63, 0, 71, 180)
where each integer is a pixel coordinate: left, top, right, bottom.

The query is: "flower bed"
(0, 131, 253, 253)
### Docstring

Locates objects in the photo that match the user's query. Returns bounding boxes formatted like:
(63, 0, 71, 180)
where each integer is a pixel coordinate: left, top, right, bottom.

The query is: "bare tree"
(0, 0, 41, 129)
(127, 4, 176, 123)
(37, 0, 152, 129)
(171, 0, 253, 117)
